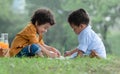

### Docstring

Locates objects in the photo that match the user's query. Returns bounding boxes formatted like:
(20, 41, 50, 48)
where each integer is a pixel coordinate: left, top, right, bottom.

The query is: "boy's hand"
(64, 51, 72, 57)
(50, 47, 61, 57)
(49, 51, 58, 58)
(42, 44, 61, 57)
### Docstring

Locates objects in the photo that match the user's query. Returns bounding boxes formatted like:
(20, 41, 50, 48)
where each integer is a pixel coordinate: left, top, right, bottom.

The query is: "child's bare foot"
(90, 50, 100, 58)
(77, 50, 84, 57)
(36, 52, 44, 58)
(39, 52, 44, 57)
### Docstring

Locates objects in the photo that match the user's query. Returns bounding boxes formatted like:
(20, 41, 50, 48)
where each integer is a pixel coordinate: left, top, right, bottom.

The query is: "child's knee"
(31, 44, 39, 48)
(30, 44, 41, 54)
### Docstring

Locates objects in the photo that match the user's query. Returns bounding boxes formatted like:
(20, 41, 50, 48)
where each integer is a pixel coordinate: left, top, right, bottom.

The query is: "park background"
(0, 0, 120, 56)
(0, 0, 120, 74)
(1, 0, 119, 56)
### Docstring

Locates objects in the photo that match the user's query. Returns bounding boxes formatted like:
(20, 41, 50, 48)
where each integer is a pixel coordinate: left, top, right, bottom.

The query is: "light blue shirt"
(71, 25, 106, 59)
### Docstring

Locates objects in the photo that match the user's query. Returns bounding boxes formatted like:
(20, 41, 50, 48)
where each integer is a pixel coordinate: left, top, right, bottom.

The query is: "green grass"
(0, 55, 120, 74)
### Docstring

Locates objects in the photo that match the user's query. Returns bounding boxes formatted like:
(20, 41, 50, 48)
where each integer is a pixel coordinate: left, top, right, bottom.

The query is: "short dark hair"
(31, 8, 55, 26)
(68, 8, 89, 26)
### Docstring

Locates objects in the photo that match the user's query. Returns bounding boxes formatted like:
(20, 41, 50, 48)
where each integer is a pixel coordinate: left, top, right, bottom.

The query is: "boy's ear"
(80, 24, 86, 28)
(35, 22, 37, 26)
(79, 24, 83, 28)
(35, 21, 39, 26)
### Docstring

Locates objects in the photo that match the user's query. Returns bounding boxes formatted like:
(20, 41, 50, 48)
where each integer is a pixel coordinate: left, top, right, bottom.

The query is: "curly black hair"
(68, 8, 89, 26)
(31, 8, 55, 26)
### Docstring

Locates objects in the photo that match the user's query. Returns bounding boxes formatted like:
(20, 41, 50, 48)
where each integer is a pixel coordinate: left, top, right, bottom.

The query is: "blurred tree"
(0, 0, 28, 45)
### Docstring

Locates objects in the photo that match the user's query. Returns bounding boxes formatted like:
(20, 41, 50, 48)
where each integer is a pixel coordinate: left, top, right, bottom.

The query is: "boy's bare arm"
(64, 48, 78, 57)
(70, 48, 79, 54)
(64, 48, 84, 57)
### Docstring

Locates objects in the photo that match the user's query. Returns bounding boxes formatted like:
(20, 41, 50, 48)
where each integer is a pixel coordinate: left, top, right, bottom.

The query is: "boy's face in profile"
(36, 23, 51, 35)
(70, 24, 86, 35)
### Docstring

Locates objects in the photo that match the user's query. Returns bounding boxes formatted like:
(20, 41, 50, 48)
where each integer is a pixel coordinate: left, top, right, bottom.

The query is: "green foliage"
(0, 0, 28, 43)
(0, 0, 12, 20)
(107, 30, 120, 56)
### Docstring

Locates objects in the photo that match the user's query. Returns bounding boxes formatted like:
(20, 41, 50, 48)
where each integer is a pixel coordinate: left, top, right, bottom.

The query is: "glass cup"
(0, 33, 9, 49)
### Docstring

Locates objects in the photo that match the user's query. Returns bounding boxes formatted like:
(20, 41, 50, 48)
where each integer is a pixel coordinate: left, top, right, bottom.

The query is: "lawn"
(0, 55, 120, 74)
